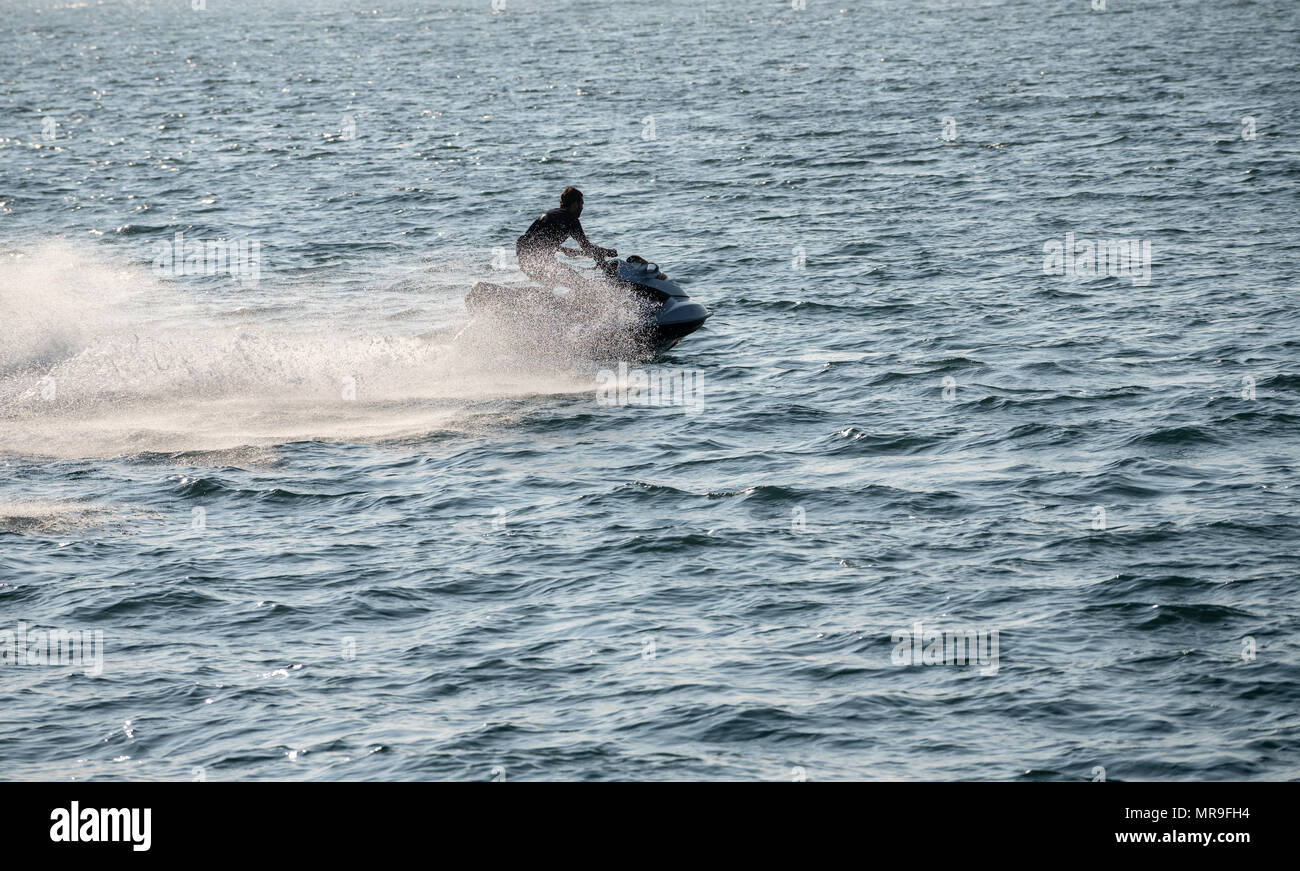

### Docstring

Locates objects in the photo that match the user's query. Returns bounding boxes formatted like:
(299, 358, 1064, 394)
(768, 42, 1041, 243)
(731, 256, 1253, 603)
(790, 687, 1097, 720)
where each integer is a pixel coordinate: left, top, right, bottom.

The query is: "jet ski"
(465, 253, 711, 357)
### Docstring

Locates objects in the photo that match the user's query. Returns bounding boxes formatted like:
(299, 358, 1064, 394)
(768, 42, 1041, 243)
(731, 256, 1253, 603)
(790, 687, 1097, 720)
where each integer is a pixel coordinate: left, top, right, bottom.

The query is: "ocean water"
(1, 0, 1298, 781)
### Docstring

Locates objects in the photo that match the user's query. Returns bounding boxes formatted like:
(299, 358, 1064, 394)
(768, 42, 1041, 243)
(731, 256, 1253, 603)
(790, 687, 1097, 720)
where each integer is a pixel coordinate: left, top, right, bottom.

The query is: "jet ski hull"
(648, 298, 711, 351)
(465, 272, 709, 356)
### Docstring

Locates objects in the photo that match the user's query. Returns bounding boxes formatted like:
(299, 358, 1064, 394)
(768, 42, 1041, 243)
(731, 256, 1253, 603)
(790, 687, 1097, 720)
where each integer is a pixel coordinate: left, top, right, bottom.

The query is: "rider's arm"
(565, 213, 599, 255)
(565, 213, 614, 258)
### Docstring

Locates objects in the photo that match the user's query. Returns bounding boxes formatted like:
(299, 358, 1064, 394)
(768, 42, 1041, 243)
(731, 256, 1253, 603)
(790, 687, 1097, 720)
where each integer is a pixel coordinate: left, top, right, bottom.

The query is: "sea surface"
(1, 0, 1298, 781)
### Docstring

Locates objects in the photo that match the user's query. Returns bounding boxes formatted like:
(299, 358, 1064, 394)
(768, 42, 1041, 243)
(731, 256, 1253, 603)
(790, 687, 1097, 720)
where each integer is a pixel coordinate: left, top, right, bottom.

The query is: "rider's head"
(560, 186, 584, 215)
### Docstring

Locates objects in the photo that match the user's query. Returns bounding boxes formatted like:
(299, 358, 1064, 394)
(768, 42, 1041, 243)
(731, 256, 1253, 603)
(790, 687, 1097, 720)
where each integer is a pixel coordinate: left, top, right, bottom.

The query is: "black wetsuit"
(515, 208, 599, 288)
(517, 208, 597, 258)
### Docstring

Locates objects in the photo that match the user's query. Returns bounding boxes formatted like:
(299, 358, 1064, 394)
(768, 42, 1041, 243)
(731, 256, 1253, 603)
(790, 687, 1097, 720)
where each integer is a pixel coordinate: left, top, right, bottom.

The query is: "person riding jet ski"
(515, 186, 617, 293)
(464, 189, 709, 356)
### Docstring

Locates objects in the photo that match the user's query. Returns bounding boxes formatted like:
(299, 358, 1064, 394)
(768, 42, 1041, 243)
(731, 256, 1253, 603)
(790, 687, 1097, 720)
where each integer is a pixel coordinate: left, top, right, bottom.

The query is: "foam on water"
(0, 500, 155, 536)
(0, 244, 592, 458)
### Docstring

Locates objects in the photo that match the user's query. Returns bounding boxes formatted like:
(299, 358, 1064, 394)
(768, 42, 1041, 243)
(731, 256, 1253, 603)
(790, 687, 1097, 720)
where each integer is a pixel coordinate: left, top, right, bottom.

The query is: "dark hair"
(560, 186, 584, 208)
